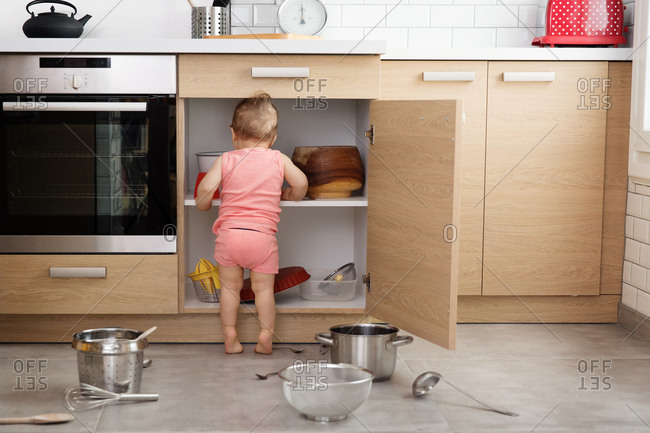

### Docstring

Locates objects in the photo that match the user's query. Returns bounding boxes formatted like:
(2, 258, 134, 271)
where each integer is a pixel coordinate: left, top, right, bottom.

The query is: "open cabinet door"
(367, 100, 461, 350)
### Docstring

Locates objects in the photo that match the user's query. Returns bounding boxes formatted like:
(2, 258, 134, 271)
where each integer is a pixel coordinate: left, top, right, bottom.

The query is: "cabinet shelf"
(183, 284, 366, 314)
(184, 194, 367, 207)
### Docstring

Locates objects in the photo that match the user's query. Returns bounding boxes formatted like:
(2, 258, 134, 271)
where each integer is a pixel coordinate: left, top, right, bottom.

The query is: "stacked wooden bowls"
(291, 146, 364, 199)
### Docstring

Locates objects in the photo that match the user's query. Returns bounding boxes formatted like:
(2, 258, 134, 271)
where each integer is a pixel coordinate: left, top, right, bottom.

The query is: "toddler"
(196, 93, 308, 354)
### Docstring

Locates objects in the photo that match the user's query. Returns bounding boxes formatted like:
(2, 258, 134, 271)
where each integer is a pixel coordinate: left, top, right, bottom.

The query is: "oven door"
(0, 95, 176, 253)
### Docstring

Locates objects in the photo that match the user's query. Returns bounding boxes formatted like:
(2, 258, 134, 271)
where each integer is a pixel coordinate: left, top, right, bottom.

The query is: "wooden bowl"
(291, 146, 364, 199)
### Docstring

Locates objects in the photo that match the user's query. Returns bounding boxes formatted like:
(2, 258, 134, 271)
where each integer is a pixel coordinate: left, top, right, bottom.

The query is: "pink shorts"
(214, 228, 279, 274)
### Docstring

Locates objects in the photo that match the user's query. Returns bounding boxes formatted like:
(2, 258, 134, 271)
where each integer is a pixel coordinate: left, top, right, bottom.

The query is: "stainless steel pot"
(315, 323, 413, 382)
(71, 327, 149, 393)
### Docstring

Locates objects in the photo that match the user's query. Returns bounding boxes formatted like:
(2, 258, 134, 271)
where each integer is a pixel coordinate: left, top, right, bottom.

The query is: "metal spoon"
(255, 371, 279, 380)
(412, 371, 519, 417)
(274, 347, 305, 353)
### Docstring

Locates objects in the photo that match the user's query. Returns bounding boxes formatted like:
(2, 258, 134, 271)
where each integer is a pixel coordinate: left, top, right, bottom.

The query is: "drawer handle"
(502, 72, 556, 82)
(251, 67, 310, 78)
(49, 267, 107, 278)
(422, 72, 476, 82)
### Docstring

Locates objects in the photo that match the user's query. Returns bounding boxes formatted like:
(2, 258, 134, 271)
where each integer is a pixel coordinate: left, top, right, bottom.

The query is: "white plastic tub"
(299, 269, 356, 301)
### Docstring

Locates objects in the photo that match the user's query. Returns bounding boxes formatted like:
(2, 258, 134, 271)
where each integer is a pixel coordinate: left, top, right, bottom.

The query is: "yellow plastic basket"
(187, 259, 221, 303)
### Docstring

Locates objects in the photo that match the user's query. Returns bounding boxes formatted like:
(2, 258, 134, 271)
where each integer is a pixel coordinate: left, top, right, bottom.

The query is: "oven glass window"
(0, 96, 176, 236)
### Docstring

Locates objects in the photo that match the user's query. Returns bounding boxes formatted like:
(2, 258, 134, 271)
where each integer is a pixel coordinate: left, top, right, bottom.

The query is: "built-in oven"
(0, 55, 177, 253)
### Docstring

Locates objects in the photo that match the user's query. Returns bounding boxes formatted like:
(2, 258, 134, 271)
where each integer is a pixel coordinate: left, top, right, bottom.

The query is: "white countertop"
(382, 47, 634, 61)
(0, 38, 387, 55)
(0, 38, 634, 61)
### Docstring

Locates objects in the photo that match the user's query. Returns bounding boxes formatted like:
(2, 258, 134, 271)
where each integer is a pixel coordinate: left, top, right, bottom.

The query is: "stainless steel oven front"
(0, 55, 177, 253)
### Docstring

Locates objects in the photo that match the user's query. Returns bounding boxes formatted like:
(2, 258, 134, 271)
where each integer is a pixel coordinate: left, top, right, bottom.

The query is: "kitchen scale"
(205, 0, 327, 38)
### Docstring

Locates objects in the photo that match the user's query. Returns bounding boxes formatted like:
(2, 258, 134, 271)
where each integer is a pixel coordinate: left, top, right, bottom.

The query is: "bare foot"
(223, 326, 243, 354)
(254, 329, 273, 354)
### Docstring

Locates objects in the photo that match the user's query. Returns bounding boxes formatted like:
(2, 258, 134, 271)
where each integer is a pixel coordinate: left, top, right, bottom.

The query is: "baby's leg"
(218, 264, 244, 354)
(250, 270, 276, 354)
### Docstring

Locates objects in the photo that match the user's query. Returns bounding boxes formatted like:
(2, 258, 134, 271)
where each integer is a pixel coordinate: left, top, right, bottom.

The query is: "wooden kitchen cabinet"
(483, 62, 609, 296)
(177, 54, 461, 349)
(1, 57, 630, 342)
(378, 60, 628, 323)
(0, 255, 178, 314)
(367, 100, 461, 348)
(380, 61, 487, 296)
(178, 54, 380, 99)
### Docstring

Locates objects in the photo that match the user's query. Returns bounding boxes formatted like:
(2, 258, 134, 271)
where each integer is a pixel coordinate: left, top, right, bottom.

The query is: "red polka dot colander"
(532, 0, 628, 47)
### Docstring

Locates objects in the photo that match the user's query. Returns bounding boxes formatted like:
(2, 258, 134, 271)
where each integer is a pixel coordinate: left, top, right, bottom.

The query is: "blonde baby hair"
(230, 92, 279, 142)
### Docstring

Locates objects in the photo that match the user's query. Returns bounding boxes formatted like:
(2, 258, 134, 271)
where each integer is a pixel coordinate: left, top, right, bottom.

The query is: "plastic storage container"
(299, 269, 357, 301)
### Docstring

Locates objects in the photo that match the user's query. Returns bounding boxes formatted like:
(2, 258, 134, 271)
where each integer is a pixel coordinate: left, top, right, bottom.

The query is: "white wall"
(622, 181, 650, 316)
(1, 0, 635, 50)
(226, 0, 635, 49)
(0, 0, 191, 39)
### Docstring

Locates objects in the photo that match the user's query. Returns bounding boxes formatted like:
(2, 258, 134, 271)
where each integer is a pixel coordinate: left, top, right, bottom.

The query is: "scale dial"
(277, 0, 327, 36)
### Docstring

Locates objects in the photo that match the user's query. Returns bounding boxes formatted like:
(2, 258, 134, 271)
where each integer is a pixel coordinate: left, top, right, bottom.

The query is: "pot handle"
(386, 335, 413, 349)
(26, 0, 78, 17)
(315, 332, 335, 347)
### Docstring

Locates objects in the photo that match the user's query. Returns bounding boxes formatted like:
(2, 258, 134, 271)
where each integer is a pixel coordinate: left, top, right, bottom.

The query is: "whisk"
(64, 383, 158, 411)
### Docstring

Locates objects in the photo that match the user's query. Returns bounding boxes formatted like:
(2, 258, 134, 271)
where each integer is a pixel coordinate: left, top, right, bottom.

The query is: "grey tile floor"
(399, 323, 650, 433)
(1, 339, 448, 433)
(1, 324, 649, 432)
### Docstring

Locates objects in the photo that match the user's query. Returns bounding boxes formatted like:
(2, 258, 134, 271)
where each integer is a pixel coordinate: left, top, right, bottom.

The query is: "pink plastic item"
(532, 0, 627, 47)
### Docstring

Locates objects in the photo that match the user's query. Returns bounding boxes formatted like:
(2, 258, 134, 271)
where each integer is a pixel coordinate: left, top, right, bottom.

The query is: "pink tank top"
(212, 148, 284, 235)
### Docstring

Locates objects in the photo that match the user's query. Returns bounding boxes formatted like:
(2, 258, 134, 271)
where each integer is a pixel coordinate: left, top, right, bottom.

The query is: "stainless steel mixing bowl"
(278, 362, 374, 422)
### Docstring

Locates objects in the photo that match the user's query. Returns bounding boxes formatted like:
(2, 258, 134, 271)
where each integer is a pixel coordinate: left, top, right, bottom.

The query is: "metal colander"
(72, 328, 149, 393)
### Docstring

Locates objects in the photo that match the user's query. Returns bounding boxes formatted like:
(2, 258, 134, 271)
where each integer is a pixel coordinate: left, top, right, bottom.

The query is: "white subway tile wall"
(0, 0, 633, 45)
(622, 180, 650, 316)
(226, 0, 634, 49)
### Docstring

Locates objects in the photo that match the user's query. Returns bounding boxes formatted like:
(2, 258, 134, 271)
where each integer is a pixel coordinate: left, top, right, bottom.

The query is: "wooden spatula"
(0, 413, 74, 424)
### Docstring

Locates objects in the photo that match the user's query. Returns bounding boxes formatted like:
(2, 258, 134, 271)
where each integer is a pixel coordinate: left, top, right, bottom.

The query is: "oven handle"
(2, 101, 147, 112)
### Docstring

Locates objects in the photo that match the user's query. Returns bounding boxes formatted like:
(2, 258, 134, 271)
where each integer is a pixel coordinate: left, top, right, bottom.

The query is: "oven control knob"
(72, 74, 83, 89)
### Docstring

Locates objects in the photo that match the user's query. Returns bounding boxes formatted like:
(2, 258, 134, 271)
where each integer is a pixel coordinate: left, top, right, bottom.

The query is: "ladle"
(412, 371, 518, 417)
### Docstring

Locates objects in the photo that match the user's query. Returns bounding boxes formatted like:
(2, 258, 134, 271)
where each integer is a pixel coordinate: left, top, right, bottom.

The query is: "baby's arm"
(195, 156, 223, 211)
(281, 154, 308, 201)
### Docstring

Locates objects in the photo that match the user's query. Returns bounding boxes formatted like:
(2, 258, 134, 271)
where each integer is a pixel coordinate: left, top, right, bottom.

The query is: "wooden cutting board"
(203, 33, 322, 39)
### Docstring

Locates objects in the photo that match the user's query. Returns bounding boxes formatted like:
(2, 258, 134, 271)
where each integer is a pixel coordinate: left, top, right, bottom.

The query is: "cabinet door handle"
(251, 67, 310, 78)
(49, 267, 107, 278)
(422, 71, 476, 82)
(502, 72, 556, 82)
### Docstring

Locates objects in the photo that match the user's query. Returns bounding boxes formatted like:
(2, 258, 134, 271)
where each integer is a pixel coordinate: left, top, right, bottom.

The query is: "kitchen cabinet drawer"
(178, 54, 380, 99)
(483, 61, 608, 296)
(380, 61, 487, 296)
(0, 255, 178, 314)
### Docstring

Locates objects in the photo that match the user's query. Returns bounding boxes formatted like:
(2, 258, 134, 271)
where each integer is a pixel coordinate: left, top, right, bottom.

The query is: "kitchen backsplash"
(622, 180, 650, 317)
(223, 0, 636, 49)
(0, 0, 635, 50)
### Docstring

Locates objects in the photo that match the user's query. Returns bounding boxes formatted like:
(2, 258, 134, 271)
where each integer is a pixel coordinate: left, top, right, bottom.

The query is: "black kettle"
(22, 0, 91, 38)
